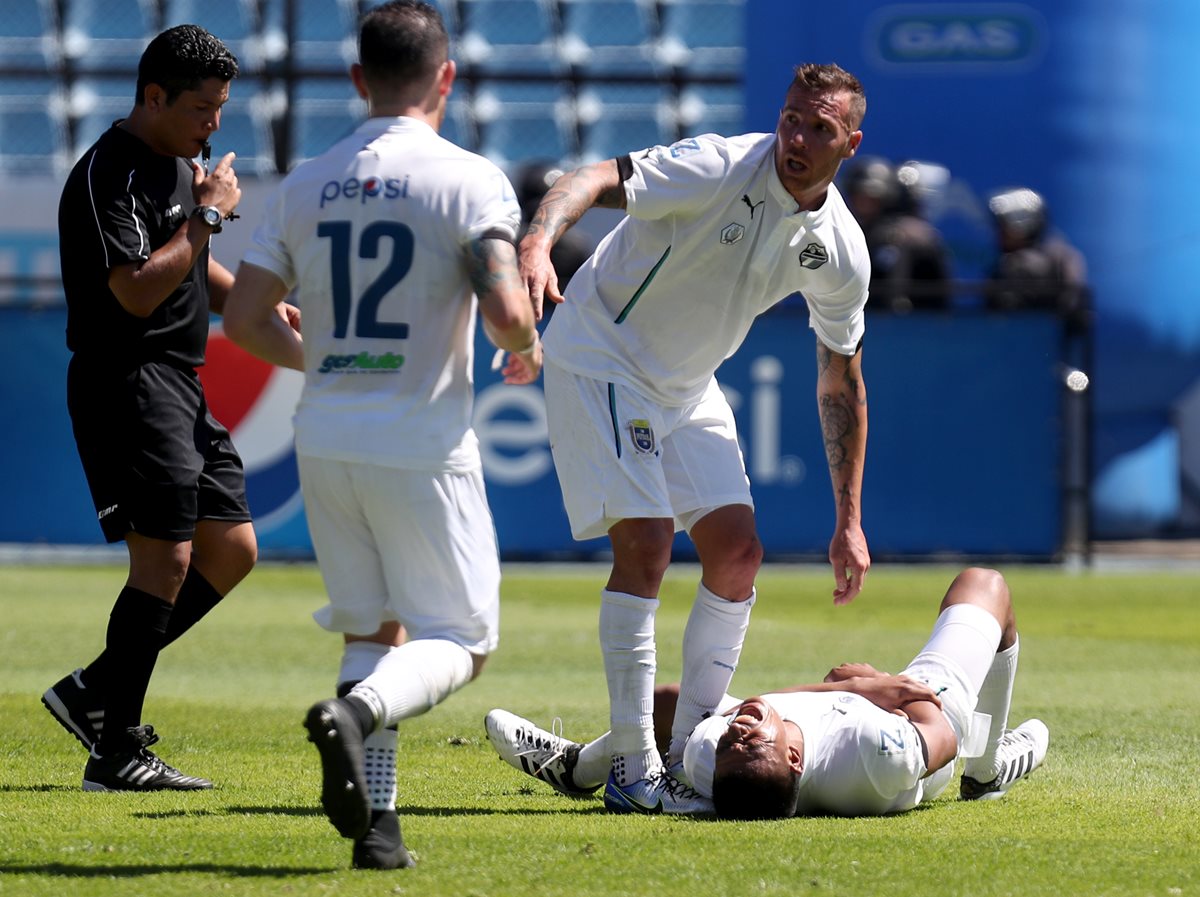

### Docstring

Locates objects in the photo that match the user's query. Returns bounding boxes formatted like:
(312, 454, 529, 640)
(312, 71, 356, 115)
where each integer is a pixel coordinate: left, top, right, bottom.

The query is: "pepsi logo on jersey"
(320, 175, 410, 207)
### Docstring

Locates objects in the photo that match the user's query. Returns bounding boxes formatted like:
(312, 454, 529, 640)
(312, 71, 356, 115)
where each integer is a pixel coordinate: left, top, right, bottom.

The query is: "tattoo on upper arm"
(465, 237, 522, 298)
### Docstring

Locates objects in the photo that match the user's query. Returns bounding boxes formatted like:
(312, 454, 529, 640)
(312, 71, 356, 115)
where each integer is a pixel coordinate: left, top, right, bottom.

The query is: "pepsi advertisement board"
(0, 305, 1064, 558)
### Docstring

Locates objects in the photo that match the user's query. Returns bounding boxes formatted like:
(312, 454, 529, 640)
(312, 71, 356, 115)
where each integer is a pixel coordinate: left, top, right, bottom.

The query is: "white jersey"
(243, 116, 521, 472)
(543, 132, 870, 407)
(683, 690, 938, 816)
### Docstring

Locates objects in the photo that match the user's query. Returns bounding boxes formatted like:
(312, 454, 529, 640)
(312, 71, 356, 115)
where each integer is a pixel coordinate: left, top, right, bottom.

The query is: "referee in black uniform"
(43, 25, 271, 791)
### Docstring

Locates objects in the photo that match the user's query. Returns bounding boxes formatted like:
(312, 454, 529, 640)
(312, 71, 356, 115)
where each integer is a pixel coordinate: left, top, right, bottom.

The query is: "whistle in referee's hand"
(200, 142, 239, 222)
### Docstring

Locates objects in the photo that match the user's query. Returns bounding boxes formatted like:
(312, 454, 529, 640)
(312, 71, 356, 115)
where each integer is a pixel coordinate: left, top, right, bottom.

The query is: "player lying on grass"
(486, 567, 1048, 818)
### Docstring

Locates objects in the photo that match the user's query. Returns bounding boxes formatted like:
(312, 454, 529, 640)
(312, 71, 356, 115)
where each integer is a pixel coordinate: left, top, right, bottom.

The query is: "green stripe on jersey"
(614, 246, 671, 324)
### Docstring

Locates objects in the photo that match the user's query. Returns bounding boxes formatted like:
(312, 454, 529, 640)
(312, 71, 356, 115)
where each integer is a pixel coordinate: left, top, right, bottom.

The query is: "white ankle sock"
(353, 638, 474, 729)
(363, 726, 398, 811)
(669, 583, 755, 765)
(599, 589, 660, 785)
(337, 640, 391, 688)
(575, 732, 614, 787)
(963, 636, 1020, 782)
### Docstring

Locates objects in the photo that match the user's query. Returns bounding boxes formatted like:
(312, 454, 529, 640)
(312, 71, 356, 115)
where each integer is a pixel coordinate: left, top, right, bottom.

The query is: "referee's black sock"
(81, 568, 225, 688)
(94, 587, 173, 756)
(160, 567, 225, 648)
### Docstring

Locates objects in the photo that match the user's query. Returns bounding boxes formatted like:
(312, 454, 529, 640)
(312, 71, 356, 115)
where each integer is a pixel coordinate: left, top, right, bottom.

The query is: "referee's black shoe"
(42, 668, 104, 751)
(82, 725, 213, 791)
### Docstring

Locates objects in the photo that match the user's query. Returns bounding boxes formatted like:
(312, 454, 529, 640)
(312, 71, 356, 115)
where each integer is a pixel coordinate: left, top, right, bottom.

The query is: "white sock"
(575, 732, 614, 788)
(669, 583, 755, 765)
(599, 589, 660, 785)
(337, 640, 391, 687)
(353, 638, 474, 729)
(363, 726, 398, 811)
(963, 636, 1020, 782)
(336, 642, 400, 812)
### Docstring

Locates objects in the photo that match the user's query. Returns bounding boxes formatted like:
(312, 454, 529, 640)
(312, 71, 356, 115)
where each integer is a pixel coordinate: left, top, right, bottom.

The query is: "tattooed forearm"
(525, 161, 623, 244)
(819, 394, 852, 470)
(466, 237, 522, 300)
(816, 340, 868, 513)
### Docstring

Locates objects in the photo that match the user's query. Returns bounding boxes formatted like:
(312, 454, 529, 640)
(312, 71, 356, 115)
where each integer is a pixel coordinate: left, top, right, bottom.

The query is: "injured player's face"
(713, 696, 796, 782)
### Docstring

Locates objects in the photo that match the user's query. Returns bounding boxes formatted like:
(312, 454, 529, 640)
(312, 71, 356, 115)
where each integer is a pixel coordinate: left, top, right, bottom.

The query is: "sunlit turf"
(1, 563, 1197, 896)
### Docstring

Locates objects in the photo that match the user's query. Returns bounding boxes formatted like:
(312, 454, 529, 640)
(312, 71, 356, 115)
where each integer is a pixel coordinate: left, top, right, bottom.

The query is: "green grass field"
(1, 562, 1197, 897)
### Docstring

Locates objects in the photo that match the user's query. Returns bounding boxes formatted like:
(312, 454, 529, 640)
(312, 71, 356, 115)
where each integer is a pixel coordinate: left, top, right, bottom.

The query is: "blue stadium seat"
(559, 0, 660, 77)
(0, 0, 60, 71)
(0, 78, 68, 175)
(458, 0, 563, 75)
(62, 0, 154, 72)
(162, 0, 267, 73)
(677, 84, 744, 138)
(212, 84, 278, 176)
(288, 78, 367, 168)
(576, 82, 672, 163)
(361, 0, 461, 35)
(657, 0, 745, 76)
(439, 97, 476, 151)
(475, 85, 575, 169)
(69, 76, 136, 158)
(290, 0, 358, 73)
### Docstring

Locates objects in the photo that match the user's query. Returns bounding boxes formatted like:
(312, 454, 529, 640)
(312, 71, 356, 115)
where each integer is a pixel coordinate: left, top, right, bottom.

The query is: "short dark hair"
(712, 759, 802, 821)
(359, 0, 449, 91)
(136, 25, 238, 106)
(791, 62, 866, 130)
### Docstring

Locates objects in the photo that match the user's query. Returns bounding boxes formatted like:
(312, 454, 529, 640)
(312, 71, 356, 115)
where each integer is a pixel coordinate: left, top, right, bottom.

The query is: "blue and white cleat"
(603, 767, 713, 815)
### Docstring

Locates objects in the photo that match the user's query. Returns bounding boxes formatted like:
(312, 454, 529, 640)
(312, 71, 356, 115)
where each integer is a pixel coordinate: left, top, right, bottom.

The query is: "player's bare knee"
(941, 567, 1010, 622)
(469, 651, 489, 680)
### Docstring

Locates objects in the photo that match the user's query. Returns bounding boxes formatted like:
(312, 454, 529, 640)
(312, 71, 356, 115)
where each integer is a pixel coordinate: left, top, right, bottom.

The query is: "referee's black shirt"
(59, 124, 211, 370)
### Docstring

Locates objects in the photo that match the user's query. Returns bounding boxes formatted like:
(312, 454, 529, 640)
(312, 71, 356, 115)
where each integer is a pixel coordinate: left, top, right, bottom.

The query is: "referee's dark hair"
(359, 0, 449, 92)
(135, 24, 239, 106)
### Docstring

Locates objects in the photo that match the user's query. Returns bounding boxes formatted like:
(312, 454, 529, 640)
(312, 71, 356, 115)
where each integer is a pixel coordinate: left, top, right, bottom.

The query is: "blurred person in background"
(843, 155, 951, 313)
(985, 186, 1088, 331)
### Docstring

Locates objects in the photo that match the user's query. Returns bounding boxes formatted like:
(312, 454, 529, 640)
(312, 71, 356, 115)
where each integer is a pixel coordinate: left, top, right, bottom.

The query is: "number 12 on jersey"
(317, 219, 413, 340)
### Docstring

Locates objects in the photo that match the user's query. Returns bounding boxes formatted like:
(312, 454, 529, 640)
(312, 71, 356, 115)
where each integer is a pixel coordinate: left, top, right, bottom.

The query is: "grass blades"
(1, 563, 1197, 896)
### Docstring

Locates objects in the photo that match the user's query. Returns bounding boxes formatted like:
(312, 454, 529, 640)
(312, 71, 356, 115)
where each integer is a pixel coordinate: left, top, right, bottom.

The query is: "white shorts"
(297, 454, 500, 654)
(544, 362, 753, 541)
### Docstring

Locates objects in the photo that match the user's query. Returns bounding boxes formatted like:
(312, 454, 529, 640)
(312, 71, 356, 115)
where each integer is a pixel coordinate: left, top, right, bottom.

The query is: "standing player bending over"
(486, 567, 1048, 818)
(223, 0, 542, 871)
(516, 62, 873, 814)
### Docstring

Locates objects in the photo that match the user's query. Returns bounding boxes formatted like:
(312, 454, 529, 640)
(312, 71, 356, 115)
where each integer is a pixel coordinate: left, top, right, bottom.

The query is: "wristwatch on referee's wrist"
(193, 204, 223, 233)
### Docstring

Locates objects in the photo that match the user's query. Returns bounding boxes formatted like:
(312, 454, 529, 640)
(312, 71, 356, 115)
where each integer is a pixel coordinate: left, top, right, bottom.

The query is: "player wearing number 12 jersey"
(223, 0, 542, 870)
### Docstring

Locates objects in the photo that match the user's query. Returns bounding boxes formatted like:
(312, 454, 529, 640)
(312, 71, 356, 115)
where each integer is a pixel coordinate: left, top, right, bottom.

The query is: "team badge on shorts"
(627, 419, 656, 454)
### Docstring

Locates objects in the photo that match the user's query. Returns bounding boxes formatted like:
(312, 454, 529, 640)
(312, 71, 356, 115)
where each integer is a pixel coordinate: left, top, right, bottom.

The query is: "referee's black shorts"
(67, 357, 252, 544)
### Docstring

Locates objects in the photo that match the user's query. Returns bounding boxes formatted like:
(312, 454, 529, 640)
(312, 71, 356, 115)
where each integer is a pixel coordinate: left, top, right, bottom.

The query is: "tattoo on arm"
(819, 394, 851, 470)
(525, 162, 623, 244)
(465, 237, 522, 299)
(816, 341, 868, 508)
